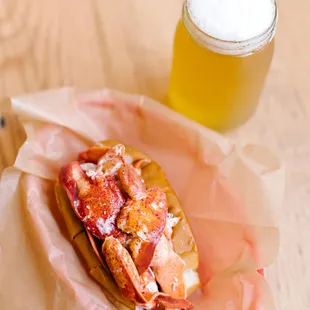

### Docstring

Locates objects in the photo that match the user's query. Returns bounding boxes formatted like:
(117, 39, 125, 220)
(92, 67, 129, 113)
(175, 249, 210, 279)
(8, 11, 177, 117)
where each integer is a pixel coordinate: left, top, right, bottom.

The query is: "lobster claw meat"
(118, 163, 147, 201)
(102, 236, 147, 304)
(117, 187, 168, 274)
(59, 161, 126, 241)
(127, 238, 157, 277)
(102, 237, 193, 310)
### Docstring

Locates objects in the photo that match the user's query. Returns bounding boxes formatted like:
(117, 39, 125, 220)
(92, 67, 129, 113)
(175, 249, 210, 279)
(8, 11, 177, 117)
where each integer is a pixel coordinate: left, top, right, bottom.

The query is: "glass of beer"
(168, 0, 278, 131)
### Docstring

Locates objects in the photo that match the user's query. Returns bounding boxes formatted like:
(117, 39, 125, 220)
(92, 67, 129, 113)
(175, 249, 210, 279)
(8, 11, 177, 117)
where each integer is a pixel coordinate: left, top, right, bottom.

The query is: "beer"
(169, 0, 278, 131)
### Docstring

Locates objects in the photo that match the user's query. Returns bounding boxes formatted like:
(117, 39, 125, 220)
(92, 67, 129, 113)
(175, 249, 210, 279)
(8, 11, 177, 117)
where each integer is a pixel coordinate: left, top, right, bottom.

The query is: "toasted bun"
(55, 140, 200, 309)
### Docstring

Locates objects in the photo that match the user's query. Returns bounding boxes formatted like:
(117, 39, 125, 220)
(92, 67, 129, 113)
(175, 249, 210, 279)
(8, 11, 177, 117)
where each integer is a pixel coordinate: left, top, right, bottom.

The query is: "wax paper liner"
(0, 87, 285, 309)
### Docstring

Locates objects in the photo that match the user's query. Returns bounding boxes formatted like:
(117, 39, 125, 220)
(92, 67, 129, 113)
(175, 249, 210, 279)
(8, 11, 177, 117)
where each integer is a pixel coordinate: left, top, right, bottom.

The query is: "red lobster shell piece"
(117, 187, 168, 275)
(59, 161, 126, 241)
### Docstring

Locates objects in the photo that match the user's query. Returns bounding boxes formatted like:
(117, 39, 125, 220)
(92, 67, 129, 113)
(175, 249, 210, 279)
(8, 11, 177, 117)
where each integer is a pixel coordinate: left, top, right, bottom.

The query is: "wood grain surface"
(0, 1, 309, 309)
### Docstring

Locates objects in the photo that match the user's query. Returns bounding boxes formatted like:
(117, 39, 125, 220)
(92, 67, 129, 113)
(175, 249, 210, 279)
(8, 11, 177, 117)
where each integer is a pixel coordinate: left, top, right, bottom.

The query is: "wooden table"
(0, 1, 309, 309)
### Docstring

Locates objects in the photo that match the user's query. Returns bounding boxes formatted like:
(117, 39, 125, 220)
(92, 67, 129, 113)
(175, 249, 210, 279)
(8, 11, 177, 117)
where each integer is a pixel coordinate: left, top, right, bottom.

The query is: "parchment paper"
(0, 87, 285, 309)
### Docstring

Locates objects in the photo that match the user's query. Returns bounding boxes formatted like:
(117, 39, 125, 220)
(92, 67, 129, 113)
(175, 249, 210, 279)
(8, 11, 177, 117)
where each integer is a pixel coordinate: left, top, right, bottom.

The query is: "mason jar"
(168, 0, 278, 131)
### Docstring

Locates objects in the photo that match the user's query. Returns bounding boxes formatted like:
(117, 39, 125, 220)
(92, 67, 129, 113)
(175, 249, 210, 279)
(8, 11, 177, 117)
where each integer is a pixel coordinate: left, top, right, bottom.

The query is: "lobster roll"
(55, 140, 200, 310)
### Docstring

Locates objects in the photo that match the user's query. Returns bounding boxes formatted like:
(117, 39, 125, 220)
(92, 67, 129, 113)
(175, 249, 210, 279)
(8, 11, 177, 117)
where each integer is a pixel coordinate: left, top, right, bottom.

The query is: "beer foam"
(187, 0, 276, 42)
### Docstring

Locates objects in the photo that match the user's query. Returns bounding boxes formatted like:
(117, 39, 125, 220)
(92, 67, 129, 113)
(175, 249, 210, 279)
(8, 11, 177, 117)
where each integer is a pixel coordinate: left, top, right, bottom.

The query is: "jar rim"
(183, 0, 278, 56)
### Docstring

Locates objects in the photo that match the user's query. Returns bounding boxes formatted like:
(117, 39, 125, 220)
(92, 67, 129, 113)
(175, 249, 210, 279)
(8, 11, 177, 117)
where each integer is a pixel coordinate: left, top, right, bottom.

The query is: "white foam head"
(187, 0, 276, 42)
